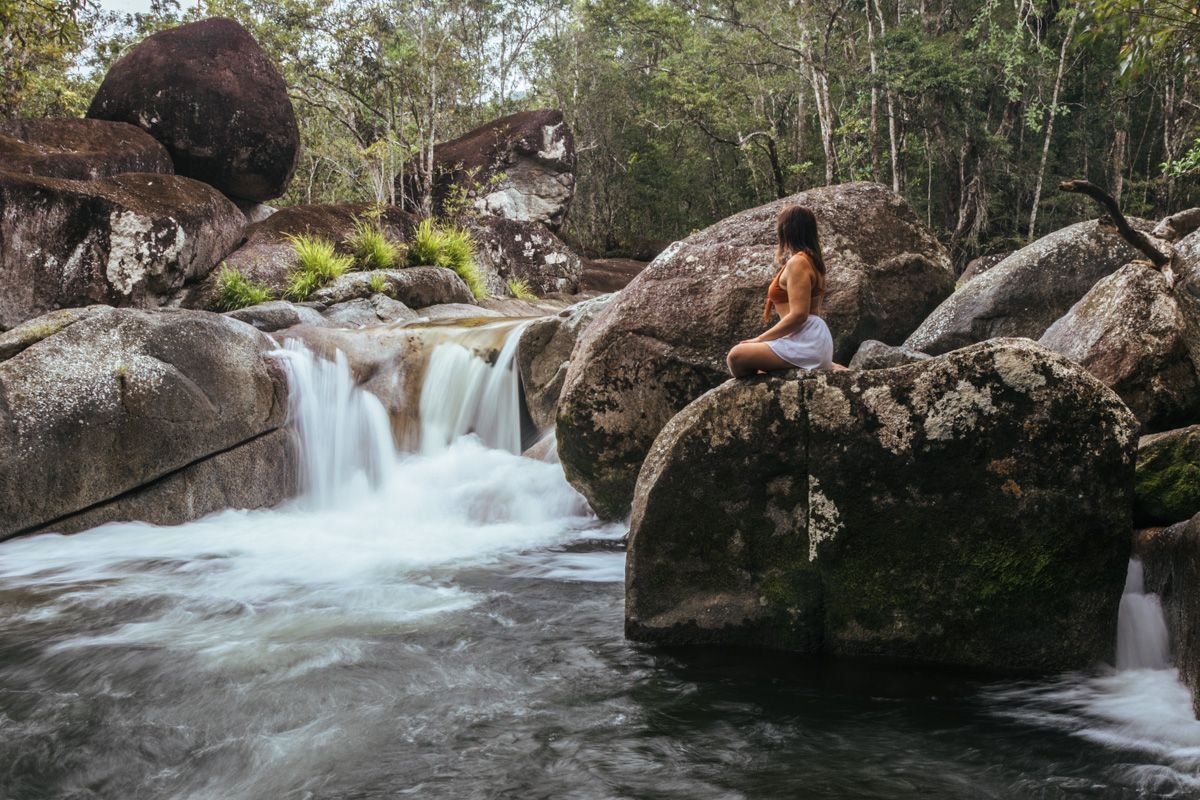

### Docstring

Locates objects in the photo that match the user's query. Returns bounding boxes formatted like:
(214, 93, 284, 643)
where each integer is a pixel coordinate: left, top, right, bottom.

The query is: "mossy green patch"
(1136, 427, 1200, 525)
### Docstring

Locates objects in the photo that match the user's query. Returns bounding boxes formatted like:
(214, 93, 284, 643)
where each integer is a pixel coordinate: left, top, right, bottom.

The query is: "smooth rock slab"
(627, 339, 1137, 671)
(0, 307, 287, 540)
(518, 293, 614, 430)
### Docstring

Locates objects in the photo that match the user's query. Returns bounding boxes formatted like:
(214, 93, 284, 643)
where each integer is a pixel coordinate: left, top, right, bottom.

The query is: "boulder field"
(556, 181, 954, 520)
(905, 220, 1153, 354)
(0, 307, 294, 541)
(626, 339, 1137, 671)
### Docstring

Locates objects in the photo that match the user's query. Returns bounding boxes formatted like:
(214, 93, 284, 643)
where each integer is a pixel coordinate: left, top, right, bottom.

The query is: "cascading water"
(3, 340, 1200, 798)
(275, 339, 395, 507)
(1116, 559, 1172, 671)
(418, 319, 530, 454)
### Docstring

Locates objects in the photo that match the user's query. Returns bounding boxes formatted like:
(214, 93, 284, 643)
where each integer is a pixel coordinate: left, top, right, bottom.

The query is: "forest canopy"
(4, 0, 1198, 264)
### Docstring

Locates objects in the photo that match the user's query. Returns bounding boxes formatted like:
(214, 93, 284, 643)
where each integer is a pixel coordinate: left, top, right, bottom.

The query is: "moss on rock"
(1135, 425, 1200, 526)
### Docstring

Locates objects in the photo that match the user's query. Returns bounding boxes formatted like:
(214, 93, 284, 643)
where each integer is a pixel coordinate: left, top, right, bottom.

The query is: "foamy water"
(2, 339, 1200, 798)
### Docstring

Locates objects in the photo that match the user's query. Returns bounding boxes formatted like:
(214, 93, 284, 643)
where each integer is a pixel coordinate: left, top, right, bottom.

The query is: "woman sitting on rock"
(726, 205, 837, 377)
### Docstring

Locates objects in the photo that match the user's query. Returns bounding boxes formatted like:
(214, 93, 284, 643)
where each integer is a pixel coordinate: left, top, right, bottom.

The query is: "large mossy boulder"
(1040, 264, 1200, 432)
(0, 170, 245, 328)
(556, 182, 953, 519)
(1135, 426, 1200, 526)
(399, 109, 576, 231)
(0, 118, 173, 180)
(0, 307, 291, 540)
(627, 339, 1137, 671)
(87, 17, 299, 202)
(1137, 518, 1200, 717)
(905, 220, 1151, 355)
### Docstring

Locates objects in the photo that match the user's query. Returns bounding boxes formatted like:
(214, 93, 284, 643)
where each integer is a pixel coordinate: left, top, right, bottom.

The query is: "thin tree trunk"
(866, 0, 881, 182)
(1028, 9, 1076, 240)
(1059, 179, 1170, 268)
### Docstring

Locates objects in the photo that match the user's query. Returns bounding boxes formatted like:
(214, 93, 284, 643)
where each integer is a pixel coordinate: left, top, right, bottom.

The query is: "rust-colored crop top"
(763, 252, 822, 321)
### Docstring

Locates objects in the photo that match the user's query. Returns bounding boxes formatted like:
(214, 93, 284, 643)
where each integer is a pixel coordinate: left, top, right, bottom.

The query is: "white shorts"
(766, 316, 834, 370)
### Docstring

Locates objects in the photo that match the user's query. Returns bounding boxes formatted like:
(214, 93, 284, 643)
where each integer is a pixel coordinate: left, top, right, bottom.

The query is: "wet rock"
(0, 118, 173, 180)
(0, 308, 289, 540)
(308, 268, 471, 309)
(37, 428, 296, 536)
(417, 303, 504, 322)
(557, 181, 953, 519)
(87, 17, 299, 201)
(906, 220, 1153, 355)
(476, 296, 572, 316)
(1040, 264, 1200, 432)
(848, 340, 931, 370)
(582, 258, 649, 293)
(627, 339, 1136, 671)
(1136, 519, 1200, 717)
(323, 295, 418, 327)
(225, 300, 327, 332)
(0, 170, 245, 328)
(401, 109, 575, 230)
(518, 294, 615, 430)
(468, 215, 582, 295)
(1135, 426, 1200, 526)
(178, 202, 415, 310)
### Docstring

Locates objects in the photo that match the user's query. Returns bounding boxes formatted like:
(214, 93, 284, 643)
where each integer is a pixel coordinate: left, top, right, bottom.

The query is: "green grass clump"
(347, 218, 402, 270)
(408, 219, 486, 299)
(283, 234, 353, 301)
(507, 277, 538, 301)
(216, 264, 273, 310)
(367, 271, 388, 294)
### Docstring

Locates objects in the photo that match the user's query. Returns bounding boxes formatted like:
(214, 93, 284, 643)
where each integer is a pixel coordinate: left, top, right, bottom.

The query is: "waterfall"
(1116, 559, 1172, 671)
(418, 320, 530, 455)
(273, 339, 396, 509)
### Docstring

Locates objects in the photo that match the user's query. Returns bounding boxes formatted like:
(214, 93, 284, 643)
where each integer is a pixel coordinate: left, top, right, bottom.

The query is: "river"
(1, 326, 1198, 799)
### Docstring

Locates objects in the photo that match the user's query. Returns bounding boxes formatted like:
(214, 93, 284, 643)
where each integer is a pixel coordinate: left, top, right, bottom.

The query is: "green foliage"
(347, 217, 402, 270)
(506, 277, 538, 301)
(367, 271, 388, 294)
(408, 219, 486, 298)
(283, 234, 353, 301)
(216, 265, 273, 310)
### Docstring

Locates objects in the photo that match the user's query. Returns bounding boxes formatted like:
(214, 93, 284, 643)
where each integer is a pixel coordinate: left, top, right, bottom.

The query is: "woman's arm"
(748, 255, 813, 342)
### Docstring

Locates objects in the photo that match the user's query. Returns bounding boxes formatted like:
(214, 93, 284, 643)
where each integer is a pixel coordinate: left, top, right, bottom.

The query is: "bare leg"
(726, 342, 793, 378)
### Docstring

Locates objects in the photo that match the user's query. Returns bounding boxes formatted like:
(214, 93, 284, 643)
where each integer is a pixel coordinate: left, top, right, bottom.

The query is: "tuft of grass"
(408, 219, 486, 299)
(283, 234, 353, 301)
(506, 277, 538, 301)
(347, 218, 401, 270)
(367, 271, 387, 294)
(216, 264, 273, 310)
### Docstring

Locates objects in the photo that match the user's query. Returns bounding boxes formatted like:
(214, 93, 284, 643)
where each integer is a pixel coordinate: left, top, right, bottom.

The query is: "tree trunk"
(866, 0, 881, 182)
(1028, 9, 1076, 239)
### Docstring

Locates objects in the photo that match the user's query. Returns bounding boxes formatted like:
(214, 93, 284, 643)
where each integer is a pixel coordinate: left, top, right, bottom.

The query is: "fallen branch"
(1059, 179, 1170, 269)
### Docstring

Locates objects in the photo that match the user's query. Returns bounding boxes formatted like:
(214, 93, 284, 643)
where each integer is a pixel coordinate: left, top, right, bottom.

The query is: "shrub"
(367, 271, 387, 294)
(347, 218, 401, 270)
(408, 219, 486, 299)
(506, 277, 538, 301)
(215, 264, 273, 310)
(283, 234, 353, 301)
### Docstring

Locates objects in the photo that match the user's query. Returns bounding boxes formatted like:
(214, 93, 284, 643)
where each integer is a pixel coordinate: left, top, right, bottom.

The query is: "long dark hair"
(776, 205, 825, 274)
